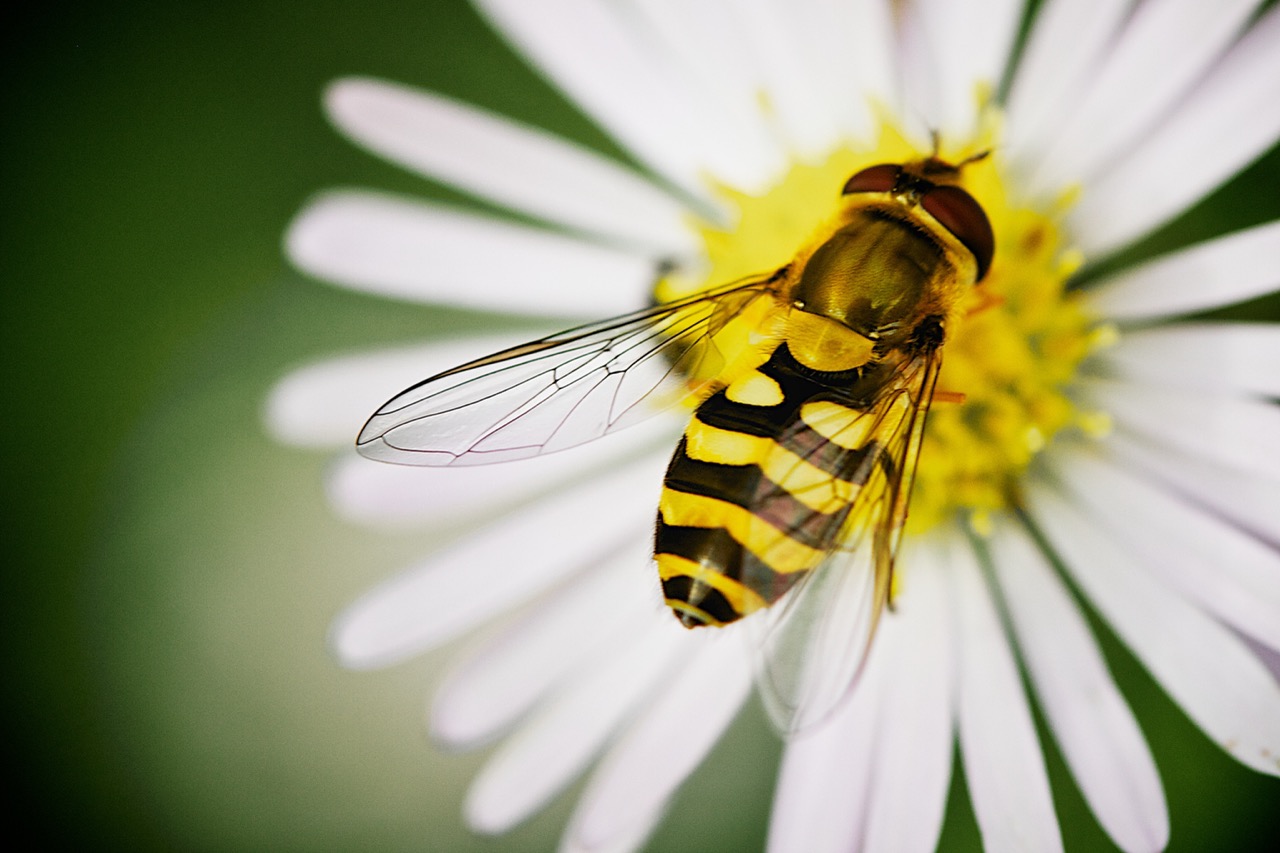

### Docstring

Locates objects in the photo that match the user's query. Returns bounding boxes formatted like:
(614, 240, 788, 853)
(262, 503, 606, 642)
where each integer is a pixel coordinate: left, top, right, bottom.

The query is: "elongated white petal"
(1069, 6, 1280, 254)
(431, 542, 657, 748)
(330, 420, 678, 526)
(779, 0, 898, 142)
(1003, 0, 1132, 169)
(329, 451, 666, 669)
(1101, 322, 1280, 397)
(1106, 429, 1280, 546)
(287, 192, 656, 317)
(1053, 448, 1280, 652)
(324, 78, 697, 254)
(266, 333, 547, 448)
(951, 535, 1064, 853)
(734, 0, 842, 158)
(473, 0, 769, 196)
(769, 546, 947, 853)
(902, 0, 1022, 141)
(1030, 485, 1280, 776)
(1028, 0, 1258, 195)
(768, 634, 886, 853)
(990, 518, 1168, 853)
(464, 613, 685, 834)
(862, 544, 955, 853)
(1084, 221, 1280, 321)
(625, 0, 786, 177)
(565, 626, 753, 852)
(1081, 378, 1280, 482)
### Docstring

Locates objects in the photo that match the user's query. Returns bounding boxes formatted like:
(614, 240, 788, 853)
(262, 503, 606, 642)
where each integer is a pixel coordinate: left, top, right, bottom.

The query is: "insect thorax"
(791, 207, 968, 357)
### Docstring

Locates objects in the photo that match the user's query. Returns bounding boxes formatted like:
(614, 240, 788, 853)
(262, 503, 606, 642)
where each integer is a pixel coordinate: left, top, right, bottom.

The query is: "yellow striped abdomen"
(655, 339, 890, 627)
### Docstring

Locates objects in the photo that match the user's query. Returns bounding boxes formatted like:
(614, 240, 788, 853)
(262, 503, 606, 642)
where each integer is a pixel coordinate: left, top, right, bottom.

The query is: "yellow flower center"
(656, 119, 1106, 535)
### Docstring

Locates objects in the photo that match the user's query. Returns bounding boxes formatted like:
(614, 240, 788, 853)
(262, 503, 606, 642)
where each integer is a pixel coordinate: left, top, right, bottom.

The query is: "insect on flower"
(356, 153, 994, 729)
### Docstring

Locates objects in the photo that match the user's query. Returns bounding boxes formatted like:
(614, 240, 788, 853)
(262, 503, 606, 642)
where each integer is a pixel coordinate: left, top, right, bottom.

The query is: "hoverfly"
(356, 155, 994, 729)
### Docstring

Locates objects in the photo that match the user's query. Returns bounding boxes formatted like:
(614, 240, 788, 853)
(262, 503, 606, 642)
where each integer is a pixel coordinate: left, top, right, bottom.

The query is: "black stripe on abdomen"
(655, 522, 744, 582)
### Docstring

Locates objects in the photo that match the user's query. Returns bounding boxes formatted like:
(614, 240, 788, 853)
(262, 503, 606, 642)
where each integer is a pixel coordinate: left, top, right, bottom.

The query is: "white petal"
(733, 0, 843, 158)
(565, 625, 753, 852)
(624, 0, 786, 176)
(329, 451, 667, 669)
(1027, 0, 1258, 196)
(431, 542, 658, 748)
(951, 533, 1064, 853)
(902, 0, 1022, 141)
(1052, 448, 1280, 652)
(861, 544, 955, 853)
(778, 0, 898, 142)
(464, 611, 685, 835)
(1105, 429, 1280, 547)
(1069, 6, 1280, 254)
(1083, 221, 1280, 321)
(767, 547, 951, 853)
(287, 192, 656, 317)
(265, 332, 546, 448)
(329, 420, 678, 527)
(1081, 378, 1280, 481)
(768, 634, 886, 853)
(1101, 322, 1280, 397)
(1030, 484, 1280, 776)
(473, 0, 772, 196)
(324, 78, 696, 254)
(1003, 0, 1132, 169)
(990, 518, 1168, 853)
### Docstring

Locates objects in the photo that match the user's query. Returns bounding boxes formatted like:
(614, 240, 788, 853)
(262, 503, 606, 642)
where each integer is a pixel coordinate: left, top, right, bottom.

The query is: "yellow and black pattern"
(655, 342, 898, 627)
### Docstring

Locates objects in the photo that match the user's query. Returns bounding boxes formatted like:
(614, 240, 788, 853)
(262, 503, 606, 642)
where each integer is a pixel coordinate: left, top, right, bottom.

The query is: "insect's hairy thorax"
(785, 200, 976, 356)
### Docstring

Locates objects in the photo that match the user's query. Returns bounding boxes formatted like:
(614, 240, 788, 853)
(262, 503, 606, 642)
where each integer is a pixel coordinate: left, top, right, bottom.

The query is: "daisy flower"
(268, 0, 1280, 850)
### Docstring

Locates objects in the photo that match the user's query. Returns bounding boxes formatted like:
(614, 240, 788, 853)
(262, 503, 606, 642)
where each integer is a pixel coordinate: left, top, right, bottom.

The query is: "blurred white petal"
(768, 615, 889, 852)
(287, 192, 656, 316)
(324, 77, 697, 254)
(1101, 322, 1280, 397)
(1032, 485, 1280, 776)
(1003, 0, 1132, 170)
(431, 543, 657, 748)
(1082, 379, 1280, 481)
(565, 626, 753, 852)
(266, 332, 547, 448)
(861, 545, 955, 853)
(625, 0, 787, 178)
(330, 451, 666, 669)
(780, 0, 898, 141)
(464, 612, 685, 834)
(1083, 221, 1280, 321)
(733, 0, 842, 158)
(473, 0, 772, 196)
(952, 535, 1063, 853)
(1069, 5, 1280, 254)
(990, 519, 1168, 853)
(1053, 448, 1280, 652)
(902, 0, 1022, 141)
(1028, 0, 1257, 195)
(1106, 429, 1280, 547)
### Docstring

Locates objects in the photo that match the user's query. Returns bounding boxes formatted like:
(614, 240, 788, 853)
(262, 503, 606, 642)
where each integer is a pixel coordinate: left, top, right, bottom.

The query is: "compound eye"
(841, 163, 901, 195)
(921, 184, 995, 281)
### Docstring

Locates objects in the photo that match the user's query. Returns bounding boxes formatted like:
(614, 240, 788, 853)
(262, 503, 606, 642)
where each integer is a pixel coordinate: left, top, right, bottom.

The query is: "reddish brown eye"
(921, 185, 995, 281)
(842, 163, 901, 195)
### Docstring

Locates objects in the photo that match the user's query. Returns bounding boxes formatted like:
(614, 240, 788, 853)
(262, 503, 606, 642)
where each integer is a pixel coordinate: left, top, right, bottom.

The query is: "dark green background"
(4, 2, 1278, 850)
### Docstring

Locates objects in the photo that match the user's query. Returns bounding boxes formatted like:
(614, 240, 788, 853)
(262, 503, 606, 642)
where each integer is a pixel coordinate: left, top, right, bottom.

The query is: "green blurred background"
(3, 2, 1278, 850)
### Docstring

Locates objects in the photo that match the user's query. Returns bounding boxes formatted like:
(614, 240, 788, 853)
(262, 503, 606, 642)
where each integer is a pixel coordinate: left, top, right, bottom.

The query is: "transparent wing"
(357, 273, 784, 465)
(750, 346, 942, 734)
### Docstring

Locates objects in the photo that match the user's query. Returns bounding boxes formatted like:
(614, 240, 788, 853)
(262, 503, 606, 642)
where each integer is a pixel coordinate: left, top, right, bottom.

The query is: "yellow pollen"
(656, 118, 1099, 536)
